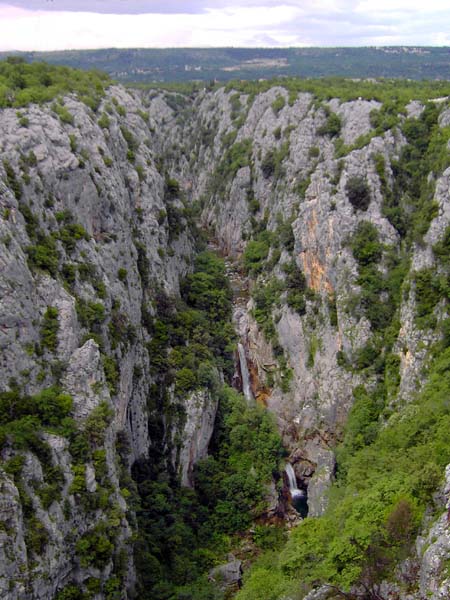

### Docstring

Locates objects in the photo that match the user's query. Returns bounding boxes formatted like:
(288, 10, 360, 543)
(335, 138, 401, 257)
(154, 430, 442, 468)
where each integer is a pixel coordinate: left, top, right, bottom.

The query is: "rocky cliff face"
(147, 86, 450, 595)
(153, 88, 400, 503)
(1, 81, 450, 598)
(163, 87, 450, 511)
(0, 86, 200, 598)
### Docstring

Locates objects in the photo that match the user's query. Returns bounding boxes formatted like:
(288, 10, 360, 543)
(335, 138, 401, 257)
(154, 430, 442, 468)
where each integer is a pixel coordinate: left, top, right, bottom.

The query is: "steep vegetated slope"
(2, 61, 450, 600)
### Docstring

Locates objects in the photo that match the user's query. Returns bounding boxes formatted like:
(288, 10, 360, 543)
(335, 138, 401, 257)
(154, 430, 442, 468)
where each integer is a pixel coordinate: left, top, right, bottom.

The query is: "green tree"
(346, 176, 371, 211)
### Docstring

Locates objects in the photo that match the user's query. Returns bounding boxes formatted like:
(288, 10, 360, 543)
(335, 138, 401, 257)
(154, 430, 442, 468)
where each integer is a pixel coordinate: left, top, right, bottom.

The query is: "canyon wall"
(1, 81, 450, 598)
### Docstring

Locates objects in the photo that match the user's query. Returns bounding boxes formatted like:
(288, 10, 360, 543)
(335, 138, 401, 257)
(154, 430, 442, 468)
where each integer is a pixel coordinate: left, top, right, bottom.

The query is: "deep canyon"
(1, 71, 450, 599)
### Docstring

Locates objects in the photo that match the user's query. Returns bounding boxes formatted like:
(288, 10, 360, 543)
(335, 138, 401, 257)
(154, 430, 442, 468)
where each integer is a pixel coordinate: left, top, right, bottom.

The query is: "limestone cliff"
(146, 85, 450, 596)
(157, 87, 450, 509)
(0, 86, 203, 598)
(1, 80, 450, 599)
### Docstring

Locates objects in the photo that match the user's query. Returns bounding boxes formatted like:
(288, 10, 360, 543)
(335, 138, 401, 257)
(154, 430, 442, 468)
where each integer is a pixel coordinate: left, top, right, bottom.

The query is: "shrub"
(229, 92, 242, 117)
(101, 355, 119, 396)
(115, 103, 126, 117)
(120, 126, 139, 153)
(222, 129, 238, 148)
(34, 387, 73, 427)
(25, 517, 49, 555)
(271, 95, 286, 115)
(136, 242, 150, 287)
(433, 225, 450, 266)
(294, 175, 311, 199)
(370, 103, 400, 133)
(85, 401, 114, 445)
(224, 139, 252, 176)
(261, 150, 276, 178)
(137, 109, 149, 122)
(109, 309, 135, 350)
(68, 431, 90, 464)
(93, 449, 108, 484)
(318, 111, 341, 136)
(41, 306, 59, 352)
(182, 252, 232, 321)
(136, 165, 145, 181)
(0, 387, 72, 443)
(24, 150, 37, 167)
(328, 294, 338, 326)
(243, 236, 270, 274)
(3, 454, 25, 478)
(252, 278, 283, 341)
(3, 160, 22, 199)
(277, 220, 295, 252)
(350, 221, 382, 266)
(69, 134, 77, 153)
(26, 234, 59, 275)
(261, 143, 290, 181)
(282, 260, 307, 316)
(414, 268, 442, 329)
(76, 298, 105, 332)
(58, 222, 89, 253)
(98, 112, 110, 129)
(349, 223, 408, 336)
(195, 386, 284, 530)
(208, 139, 253, 198)
(76, 524, 114, 569)
(339, 385, 382, 460)
(165, 177, 180, 199)
(77, 261, 96, 282)
(0, 60, 109, 109)
(175, 367, 197, 394)
(165, 202, 186, 242)
(36, 480, 62, 510)
(55, 584, 86, 600)
(288, 90, 297, 106)
(346, 176, 371, 211)
(52, 102, 74, 125)
(69, 464, 86, 495)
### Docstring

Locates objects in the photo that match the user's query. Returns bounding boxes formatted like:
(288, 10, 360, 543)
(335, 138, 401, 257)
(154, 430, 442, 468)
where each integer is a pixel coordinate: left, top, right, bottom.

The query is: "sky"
(0, 0, 449, 51)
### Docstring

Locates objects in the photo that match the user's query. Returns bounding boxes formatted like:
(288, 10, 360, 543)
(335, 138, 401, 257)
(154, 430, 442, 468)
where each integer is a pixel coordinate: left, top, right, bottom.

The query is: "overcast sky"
(0, 0, 449, 51)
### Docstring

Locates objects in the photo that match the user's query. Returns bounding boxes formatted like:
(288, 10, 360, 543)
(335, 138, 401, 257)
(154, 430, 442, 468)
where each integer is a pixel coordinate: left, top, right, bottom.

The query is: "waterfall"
(285, 463, 304, 498)
(238, 342, 254, 403)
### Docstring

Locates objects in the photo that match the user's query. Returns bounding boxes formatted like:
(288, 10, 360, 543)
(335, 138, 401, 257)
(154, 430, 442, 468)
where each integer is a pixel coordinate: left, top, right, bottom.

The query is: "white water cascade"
(238, 342, 254, 403)
(285, 463, 304, 498)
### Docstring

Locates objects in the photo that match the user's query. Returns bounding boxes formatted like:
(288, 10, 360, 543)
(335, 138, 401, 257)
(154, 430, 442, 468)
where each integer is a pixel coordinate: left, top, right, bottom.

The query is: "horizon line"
(1, 44, 450, 53)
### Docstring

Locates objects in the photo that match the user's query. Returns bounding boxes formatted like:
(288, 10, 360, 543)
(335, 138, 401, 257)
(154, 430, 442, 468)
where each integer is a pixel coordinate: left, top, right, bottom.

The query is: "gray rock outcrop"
(209, 557, 242, 591)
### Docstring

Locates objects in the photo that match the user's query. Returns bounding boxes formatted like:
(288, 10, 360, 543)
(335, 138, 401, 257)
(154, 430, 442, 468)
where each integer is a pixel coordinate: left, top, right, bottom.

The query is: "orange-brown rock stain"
(299, 207, 334, 295)
(249, 361, 272, 406)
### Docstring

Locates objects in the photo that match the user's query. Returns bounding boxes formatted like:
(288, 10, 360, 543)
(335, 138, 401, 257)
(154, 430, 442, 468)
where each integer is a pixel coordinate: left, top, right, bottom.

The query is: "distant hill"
(1, 46, 450, 83)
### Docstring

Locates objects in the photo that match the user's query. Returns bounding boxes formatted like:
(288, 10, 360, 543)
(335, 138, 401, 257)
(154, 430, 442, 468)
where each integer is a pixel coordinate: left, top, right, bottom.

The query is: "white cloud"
(0, 4, 304, 50)
(355, 0, 450, 11)
(0, 1, 449, 50)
